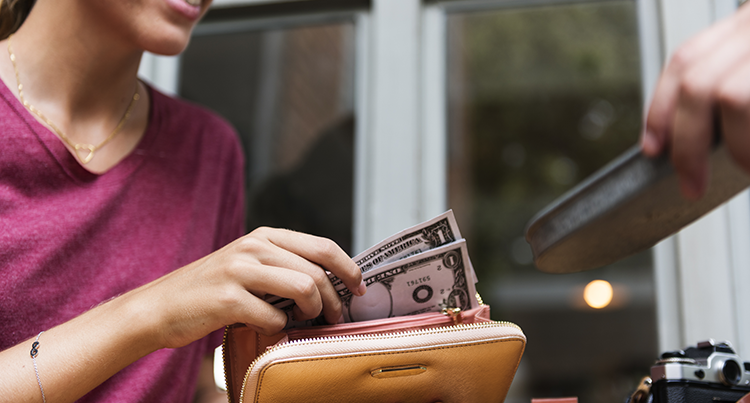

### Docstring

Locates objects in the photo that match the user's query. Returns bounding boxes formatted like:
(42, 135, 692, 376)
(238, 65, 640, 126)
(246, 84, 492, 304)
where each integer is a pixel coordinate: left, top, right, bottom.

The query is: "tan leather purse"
(222, 304, 526, 403)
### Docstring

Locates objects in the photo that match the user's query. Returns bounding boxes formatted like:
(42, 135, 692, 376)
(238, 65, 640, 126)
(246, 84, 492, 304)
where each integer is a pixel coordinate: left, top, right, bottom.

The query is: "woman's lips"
(164, 0, 202, 20)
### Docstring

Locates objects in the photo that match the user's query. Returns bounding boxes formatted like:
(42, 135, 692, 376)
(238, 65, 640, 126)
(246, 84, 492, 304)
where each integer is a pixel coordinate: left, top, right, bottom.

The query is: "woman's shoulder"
(146, 84, 240, 150)
(143, 84, 243, 171)
(148, 84, 236, 137)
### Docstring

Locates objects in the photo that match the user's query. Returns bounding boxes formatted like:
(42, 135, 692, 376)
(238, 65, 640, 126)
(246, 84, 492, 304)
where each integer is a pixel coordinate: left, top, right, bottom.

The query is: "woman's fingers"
(250, 227, 366, 297)
(231, 227, 365, 325)
(230, 259, 332, 323)
(231, 291, 289, 336)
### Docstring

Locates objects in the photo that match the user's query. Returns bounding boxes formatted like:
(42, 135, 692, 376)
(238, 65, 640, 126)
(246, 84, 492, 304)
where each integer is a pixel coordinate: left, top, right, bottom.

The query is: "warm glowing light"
(583, 280, 613, 309)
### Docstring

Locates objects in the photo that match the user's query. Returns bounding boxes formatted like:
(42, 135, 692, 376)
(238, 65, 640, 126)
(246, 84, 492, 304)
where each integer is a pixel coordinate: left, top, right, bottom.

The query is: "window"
(180, 17, 357, 253)
(446, 2, 656, 400)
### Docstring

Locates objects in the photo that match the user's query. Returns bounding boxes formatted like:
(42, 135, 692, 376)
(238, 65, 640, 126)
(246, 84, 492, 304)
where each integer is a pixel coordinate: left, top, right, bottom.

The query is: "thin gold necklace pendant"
(74, 144, 96, 164)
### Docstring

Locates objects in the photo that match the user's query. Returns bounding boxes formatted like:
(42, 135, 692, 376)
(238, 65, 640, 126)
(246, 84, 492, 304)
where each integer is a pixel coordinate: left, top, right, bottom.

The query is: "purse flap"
(223, 305, 521, 403)
(247, 328, 525, 403)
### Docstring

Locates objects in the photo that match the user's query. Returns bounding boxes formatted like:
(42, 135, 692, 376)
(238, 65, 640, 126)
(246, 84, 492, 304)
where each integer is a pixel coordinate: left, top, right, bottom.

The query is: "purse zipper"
(239, 320, 521, 403)
(239, 320, 519, 401)
(222, 326, 233, 403)
(226, 292, 500, 403)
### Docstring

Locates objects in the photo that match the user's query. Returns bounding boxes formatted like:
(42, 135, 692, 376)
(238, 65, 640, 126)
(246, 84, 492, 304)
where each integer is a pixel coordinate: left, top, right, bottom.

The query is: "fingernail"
(337, 314, 345, 324)
(356, 281, 367, 296)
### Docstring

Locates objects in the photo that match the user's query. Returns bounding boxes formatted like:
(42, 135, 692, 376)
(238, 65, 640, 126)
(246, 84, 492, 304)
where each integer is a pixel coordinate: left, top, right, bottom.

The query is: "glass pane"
(447, 2, 657, 401)
(180, 22, 356, 254)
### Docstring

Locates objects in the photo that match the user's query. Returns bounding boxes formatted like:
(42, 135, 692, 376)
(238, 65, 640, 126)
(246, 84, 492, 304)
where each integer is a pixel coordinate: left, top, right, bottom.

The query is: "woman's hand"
(140, 227, 366, 349)
(641, 5, 750, 200)
(0, 227, 364, 403)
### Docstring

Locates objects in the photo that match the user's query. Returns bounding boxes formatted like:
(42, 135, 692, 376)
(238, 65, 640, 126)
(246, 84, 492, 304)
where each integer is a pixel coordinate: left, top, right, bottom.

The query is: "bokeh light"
(583, 279, 613, 309)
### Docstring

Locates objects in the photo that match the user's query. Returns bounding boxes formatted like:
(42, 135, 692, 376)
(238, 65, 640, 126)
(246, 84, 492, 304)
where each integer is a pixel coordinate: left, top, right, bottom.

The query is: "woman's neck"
(0, 0, 151, 173)
(9, 1, 144, 122)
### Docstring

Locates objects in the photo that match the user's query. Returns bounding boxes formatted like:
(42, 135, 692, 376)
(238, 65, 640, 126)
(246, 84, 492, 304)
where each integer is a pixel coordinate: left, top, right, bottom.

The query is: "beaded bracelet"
(30, 331, 47, 403)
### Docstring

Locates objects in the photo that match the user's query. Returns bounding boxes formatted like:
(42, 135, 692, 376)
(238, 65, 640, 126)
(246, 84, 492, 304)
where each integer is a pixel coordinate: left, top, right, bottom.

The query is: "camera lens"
(721, 359, 742, 385)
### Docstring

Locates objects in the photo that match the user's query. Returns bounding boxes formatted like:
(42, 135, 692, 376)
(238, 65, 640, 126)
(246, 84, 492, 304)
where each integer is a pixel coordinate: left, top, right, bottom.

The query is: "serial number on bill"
(406, 276, 431, 287)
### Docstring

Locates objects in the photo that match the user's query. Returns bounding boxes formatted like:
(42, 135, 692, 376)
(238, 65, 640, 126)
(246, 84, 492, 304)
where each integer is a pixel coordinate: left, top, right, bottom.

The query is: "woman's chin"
(139, 29, 194, 56)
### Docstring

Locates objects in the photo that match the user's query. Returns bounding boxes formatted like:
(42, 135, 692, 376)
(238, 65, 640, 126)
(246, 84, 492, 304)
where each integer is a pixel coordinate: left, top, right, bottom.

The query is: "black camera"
(629, 340, 750, 403)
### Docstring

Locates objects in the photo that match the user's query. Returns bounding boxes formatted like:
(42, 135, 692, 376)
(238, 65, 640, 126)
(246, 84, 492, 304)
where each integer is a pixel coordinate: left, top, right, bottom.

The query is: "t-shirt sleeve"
(214, 123, 246, 250)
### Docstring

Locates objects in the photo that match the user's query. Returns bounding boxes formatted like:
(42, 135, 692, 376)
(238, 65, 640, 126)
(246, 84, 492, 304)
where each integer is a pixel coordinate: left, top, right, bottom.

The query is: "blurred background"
(139, 0, 750, 401)
(445, 4, 655, 400)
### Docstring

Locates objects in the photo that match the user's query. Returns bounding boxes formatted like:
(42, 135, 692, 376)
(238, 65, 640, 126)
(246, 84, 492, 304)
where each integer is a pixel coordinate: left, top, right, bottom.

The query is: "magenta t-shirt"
(0, 82, 245, 402)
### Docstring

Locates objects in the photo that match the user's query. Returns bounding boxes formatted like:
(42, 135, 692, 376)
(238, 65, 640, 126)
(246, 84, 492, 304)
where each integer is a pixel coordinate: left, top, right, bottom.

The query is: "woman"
(0, 1, 366, 402)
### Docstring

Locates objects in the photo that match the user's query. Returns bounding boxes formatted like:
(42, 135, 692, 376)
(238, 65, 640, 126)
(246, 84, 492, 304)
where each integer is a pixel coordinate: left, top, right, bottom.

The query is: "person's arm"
(641, 4, 750, 199)
(0, 227, 366, 403)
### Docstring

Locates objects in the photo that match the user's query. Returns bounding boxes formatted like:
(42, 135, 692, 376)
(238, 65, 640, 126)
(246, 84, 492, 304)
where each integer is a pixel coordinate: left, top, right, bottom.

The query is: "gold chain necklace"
(7, 34, 140, 164)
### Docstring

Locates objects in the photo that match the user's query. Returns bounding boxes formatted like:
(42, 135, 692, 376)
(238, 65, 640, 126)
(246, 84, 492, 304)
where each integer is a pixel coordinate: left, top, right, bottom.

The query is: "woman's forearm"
(0, 290, 161, 403)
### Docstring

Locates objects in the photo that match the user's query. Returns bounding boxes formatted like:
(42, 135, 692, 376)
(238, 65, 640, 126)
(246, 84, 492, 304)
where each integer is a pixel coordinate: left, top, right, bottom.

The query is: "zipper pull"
(441, 307, 463, 325)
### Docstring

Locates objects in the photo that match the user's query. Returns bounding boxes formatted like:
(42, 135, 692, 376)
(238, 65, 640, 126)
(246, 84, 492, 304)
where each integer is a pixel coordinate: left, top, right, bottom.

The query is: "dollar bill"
(273, 211, 478, 328)
(353, 210, 463, 273)
(327, 210, 476, 294)
(337, 239, 479, 323)
(266, 210, 464, 308)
